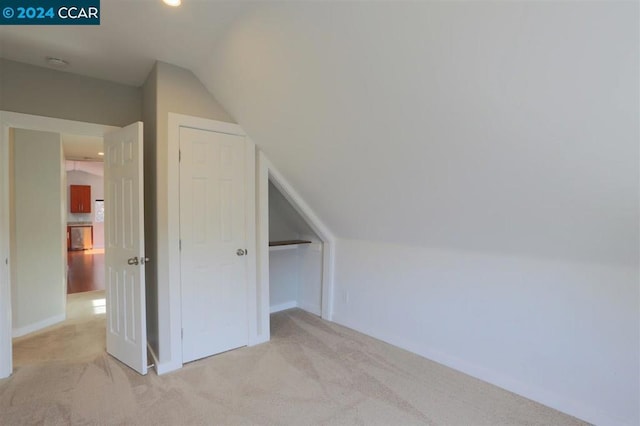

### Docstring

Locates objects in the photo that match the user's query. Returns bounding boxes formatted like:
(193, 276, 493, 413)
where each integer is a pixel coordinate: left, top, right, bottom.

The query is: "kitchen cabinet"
(70, 185, 91, 213)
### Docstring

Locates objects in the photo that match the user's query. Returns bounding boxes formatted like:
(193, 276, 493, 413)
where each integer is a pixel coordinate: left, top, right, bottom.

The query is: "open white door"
(104, 122, 147, 375)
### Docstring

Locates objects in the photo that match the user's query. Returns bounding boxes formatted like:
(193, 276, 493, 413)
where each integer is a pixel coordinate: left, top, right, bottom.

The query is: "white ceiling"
(65, 160, 104, 177)
(0, 1, 253, 86)
(1, 1, 637, 266)
(62, 134, 103, 161)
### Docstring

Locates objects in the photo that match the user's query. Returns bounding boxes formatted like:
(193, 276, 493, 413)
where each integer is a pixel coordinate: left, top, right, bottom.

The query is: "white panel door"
(104, 122, 147, 375)
(180, 127, 248, 363)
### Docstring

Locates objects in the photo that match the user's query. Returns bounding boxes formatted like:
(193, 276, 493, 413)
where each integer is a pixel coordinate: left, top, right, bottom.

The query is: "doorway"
(66, 175, 105, 296)
(7, 127, 107, 369)
(65, 144, 106, 296)
(0, 112, 120, 378)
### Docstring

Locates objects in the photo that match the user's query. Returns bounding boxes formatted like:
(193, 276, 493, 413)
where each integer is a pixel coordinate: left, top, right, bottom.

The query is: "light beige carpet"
(1, 302, 588, 425)
(11, 290, 106, 368)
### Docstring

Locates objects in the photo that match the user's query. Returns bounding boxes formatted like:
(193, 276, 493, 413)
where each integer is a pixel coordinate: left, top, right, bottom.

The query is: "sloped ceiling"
(1, 2, 637, 265)
(196, 2, 638, 265)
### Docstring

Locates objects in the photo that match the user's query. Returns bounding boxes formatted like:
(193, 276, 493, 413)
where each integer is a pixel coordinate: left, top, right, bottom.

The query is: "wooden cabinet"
(67, 224, 93, 251)
(68, 225, 93, 250)
(70, 185, 91, 213)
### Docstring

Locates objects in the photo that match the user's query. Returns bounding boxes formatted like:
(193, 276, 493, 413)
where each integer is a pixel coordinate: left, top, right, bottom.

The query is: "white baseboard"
(147, 342, 183, 376)
(147, 342, 159, 372)
(155, 359, 182, 375)
(270, 301, 321, 315)
(249, 333, 270, 347)
(270, 301, 297, 313)
(150, 346, 182, 376)
(12, 313, 65, 338)
(298, 302, 322, 316)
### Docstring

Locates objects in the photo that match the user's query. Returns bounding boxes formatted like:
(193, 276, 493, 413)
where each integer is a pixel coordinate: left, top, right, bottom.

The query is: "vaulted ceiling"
(1, 1, 637, 265)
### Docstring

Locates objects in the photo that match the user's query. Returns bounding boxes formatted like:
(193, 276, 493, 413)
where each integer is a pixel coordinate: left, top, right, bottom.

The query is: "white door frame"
(0, 111, 118, 378)
(165, 113, 257, 373)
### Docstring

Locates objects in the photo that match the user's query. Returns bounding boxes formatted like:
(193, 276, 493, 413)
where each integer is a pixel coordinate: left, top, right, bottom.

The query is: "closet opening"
(268, 180, 323, 316)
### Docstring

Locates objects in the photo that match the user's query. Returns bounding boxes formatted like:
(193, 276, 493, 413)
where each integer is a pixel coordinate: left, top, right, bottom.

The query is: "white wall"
(333, 239, 639, 426)
(66, 169, 104, 249)
(11, 129, 66, 336)
(298, 243, 322, 316)
(269, 250, 298, 312)
(199, 3, 639, 425)
(269, 244, 323, 316)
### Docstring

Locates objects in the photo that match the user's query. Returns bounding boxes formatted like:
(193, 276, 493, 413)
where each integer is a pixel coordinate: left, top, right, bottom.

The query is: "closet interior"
(269, 181, 323, 316)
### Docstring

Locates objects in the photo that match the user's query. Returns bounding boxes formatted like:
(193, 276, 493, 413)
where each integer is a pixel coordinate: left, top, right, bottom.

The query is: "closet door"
(179, 127, 248, 363)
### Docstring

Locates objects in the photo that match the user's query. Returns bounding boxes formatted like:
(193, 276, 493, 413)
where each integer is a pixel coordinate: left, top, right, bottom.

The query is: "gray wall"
(0, 58, 141, 127)
(144, 61, 235, 362)
(11, 129, 66, 335)
(141, 63, 159, 356)
(268, 181, 310, 242)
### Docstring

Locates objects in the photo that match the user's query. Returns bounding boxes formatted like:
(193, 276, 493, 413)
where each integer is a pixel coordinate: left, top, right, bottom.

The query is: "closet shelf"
(269, 240, 312, 252)
(269, 240, 312, 246)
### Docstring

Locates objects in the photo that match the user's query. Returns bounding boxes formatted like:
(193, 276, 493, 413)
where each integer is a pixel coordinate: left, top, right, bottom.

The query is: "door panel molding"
(179, 128, 248, 363)
(104, 122, 147, 375)
(163, 113, 255, 375)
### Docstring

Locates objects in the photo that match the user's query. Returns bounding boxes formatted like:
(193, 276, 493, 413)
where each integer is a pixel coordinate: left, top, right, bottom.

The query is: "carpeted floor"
(1, 298, 588, 425)
(11, 290, 106, 369)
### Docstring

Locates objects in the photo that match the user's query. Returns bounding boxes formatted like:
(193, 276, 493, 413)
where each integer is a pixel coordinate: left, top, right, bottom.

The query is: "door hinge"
(179, 239, 182, 251)
(181, 328, 184, 340)
(179, 149, 181, 162)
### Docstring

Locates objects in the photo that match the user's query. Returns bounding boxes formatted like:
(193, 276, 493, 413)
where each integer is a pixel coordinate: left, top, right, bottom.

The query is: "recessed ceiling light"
(163, 0, 181, 6)
(98, 152, 104, 156)
(46, 57, 69, 68)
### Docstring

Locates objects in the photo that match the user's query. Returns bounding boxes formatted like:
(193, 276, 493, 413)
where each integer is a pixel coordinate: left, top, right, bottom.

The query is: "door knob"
(236, 249, 246, 256)
(127, 256, 139, 265)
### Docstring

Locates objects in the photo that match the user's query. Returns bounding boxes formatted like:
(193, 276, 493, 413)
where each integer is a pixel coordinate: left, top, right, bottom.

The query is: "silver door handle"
(236, 249, 246, 256)
(127, 256, 139, 265)
(141, 257, 150, 265)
